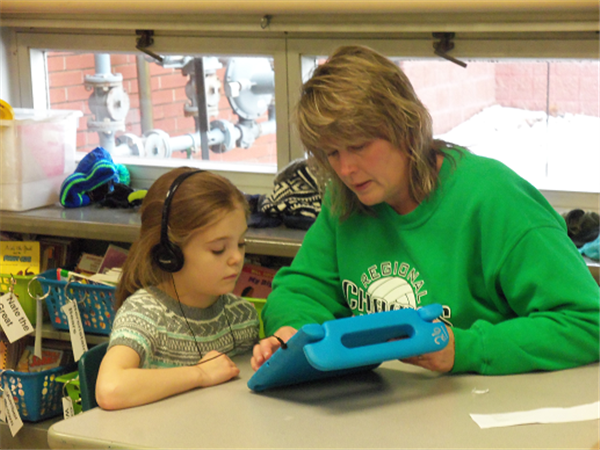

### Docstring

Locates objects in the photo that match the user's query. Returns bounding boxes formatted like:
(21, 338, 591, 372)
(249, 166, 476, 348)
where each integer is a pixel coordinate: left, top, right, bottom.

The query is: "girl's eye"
(326, 150, 339, 159)
(238, 241, 247, 249)
(212, 248, 226, 255)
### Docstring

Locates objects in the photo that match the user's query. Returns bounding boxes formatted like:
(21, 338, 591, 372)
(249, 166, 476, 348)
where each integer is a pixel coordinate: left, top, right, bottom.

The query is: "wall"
(2, 0, 598, 15)
(496, 61, 599, 116)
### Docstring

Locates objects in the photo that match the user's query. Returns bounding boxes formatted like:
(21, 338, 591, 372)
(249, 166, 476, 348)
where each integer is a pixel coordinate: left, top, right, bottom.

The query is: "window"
(46, 52, 277, 170)
(16, 32, 288, 194)
(296, 43, 599, 195)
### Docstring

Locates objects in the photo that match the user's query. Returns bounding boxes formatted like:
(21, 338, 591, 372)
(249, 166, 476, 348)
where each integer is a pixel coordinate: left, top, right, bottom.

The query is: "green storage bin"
(246, 297, 266, 339)
(55, 371, 83, 416)
(0, 273, 42, 325)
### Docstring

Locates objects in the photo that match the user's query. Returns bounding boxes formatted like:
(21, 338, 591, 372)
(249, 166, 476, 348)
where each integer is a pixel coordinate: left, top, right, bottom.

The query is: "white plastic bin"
(0, 108, 82, 211)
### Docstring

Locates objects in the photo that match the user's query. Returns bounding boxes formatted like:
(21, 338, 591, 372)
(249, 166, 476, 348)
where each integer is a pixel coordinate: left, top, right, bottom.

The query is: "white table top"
(48, 357, 599, 449)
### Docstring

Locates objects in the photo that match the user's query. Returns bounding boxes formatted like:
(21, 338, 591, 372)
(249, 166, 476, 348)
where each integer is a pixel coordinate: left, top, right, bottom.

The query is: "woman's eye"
(326, 150, 338, 159)
(349, 143, 366, 151)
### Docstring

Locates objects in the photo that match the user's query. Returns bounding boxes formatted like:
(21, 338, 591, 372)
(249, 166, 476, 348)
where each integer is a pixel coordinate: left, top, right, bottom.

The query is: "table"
(47, 358, 599, 449)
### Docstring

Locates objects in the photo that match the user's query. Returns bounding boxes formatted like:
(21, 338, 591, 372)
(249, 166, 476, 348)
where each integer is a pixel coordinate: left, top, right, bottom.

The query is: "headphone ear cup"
(151, 242, 185, 273)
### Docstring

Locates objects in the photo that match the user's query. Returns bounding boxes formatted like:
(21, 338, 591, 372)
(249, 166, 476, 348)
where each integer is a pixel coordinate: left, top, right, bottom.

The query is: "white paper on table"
(470, 401, 600, 429)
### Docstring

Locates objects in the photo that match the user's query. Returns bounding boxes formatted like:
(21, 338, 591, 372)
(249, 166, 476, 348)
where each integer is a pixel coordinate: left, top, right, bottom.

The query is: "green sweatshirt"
(263, 149, 600, 375)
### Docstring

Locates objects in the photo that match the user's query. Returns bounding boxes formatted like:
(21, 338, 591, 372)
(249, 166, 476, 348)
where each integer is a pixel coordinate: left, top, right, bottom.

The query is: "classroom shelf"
(0, 204, 305, 258)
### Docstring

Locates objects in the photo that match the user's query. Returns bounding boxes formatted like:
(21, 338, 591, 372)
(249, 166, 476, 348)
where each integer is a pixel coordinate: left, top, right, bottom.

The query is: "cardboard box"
(0, 108, 82, 211)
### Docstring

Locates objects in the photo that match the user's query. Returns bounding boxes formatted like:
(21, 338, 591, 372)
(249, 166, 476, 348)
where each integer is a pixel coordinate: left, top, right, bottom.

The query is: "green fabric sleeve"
(452, 226, 599, 374)
(262, 199, 352, 336)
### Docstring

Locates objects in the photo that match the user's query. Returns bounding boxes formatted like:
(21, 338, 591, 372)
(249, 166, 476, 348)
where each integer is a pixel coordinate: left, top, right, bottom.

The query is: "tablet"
(248, 303, 449, 392)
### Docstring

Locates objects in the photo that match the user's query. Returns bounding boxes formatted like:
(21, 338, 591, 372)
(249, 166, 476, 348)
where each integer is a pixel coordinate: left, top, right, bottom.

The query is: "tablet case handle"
(303, 304, 449, 371)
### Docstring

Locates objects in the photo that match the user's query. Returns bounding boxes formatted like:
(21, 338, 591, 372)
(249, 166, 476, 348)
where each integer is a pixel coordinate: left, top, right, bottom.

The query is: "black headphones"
(151, 169, 205, 273)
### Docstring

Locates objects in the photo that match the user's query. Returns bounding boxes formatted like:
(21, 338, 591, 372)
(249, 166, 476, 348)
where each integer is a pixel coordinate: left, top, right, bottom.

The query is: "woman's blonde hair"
(296, 45, 454, 220)
(115, 168, 248, 308)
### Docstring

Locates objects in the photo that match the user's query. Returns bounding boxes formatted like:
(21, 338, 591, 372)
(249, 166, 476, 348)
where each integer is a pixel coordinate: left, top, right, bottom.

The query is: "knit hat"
(60, 147, 119, 208)
(259, 159, 322, 219)
(563, 209, 600, 248)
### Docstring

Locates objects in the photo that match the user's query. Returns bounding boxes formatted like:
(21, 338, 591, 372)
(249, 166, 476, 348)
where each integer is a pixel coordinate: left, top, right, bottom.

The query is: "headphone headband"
(153, 169, 205, 272)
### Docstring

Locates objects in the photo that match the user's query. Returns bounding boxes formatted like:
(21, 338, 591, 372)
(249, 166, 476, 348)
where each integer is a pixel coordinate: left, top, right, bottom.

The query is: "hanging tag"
(2, 384, 23, 437)
(60, 301, 88, 361)
(62, 396, 75, 419)
(34, 298, 43, 359)
(0, 391, 6, 422)
(0, 293, 34, 343)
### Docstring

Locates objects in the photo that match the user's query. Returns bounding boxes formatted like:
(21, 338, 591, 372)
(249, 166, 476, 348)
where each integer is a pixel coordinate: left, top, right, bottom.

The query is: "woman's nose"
(336, 152, 357, 177)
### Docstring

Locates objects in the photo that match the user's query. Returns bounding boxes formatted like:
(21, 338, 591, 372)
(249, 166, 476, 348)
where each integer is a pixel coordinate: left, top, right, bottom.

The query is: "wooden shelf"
(40, 323, 108, 345)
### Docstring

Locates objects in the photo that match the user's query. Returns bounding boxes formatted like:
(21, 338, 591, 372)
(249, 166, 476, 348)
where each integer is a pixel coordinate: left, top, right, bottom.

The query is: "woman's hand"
(251, 326, 297, 371)
(195, 350, 240, 387)
(400, 326, 455, 372)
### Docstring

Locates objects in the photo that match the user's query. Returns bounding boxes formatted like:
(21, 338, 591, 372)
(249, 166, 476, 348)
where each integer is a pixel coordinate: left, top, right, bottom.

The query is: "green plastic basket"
(246, 297, 266, 339)
(0, 273, 42, 325)
(55, 371, 82, 416)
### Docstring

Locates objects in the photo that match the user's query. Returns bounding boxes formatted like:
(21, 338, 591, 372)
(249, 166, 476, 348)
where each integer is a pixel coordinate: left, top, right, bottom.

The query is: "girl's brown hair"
(115, 168, 248, 308)
(296, 45, 455, 220)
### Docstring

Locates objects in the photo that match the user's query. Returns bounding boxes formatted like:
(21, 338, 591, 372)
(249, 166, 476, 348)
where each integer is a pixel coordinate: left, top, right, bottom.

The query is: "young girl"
(96, 168, 259, 410)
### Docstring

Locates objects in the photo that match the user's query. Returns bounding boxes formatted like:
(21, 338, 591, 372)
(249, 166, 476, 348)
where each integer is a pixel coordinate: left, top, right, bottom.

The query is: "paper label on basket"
(0, 391, 6, 422)
(34, 298, 43, 358)
(0, 292, 34, 343)
(2, 384, 24, 437)
(61, 301, 88, 361)
(62, 396, 75, 419)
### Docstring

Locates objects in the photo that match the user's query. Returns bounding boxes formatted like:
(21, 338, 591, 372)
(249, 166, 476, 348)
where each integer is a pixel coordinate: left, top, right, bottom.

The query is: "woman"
(252, 45, 599, 375)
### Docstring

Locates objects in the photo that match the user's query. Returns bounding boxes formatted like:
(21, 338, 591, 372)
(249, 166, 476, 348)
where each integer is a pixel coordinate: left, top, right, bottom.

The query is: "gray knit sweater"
(108, 287, 259, 368)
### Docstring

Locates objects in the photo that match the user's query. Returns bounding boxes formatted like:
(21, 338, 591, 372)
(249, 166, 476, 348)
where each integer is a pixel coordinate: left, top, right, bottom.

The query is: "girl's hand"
(195, 350, 240, 387)
(401, 326, 455, 373)
(251, 326, 297, 371)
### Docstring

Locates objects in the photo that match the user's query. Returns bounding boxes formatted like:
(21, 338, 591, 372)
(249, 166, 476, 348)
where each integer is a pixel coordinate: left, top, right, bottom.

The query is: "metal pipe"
(193, 57, 210, 160)
(258, 120, 276, 136)
(94, 54, 112, 75)
(95, 54, 114, 152)
(169, 133, 199, 153)
(136, 55, 154, 135)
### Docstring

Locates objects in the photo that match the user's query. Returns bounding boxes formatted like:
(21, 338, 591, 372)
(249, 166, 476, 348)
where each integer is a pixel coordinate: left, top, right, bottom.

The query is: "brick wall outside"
(47, 52, 597, 158)
(47, 52, 276, 164)
(495, 61, 599, 117)
(402, 60, 497, 135)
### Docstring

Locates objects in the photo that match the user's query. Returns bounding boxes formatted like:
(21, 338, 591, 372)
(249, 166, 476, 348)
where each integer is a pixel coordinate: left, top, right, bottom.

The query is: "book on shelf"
(0, 241, 40, 275)
(89, 267, 122, 285)
(16, 347, 64, 373)
(233, 264, 278, 299)
(39, 236, 75, 272)
(98, 244, 129, 274)
(0, 333, 26, 370)
(75, 253, 104, 275)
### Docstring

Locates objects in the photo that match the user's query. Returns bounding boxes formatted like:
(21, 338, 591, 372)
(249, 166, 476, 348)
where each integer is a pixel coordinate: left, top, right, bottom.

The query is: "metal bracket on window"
(260, 15, 273, 30)
(136, 30, 164, 63)
(433, 32, 467, 68)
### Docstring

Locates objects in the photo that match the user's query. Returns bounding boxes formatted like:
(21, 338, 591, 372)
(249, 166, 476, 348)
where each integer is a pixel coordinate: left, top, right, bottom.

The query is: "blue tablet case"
(248, 303, 449, 392)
